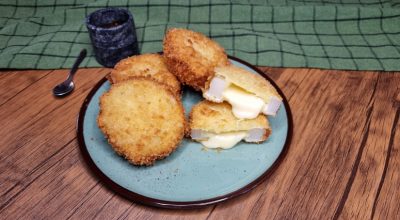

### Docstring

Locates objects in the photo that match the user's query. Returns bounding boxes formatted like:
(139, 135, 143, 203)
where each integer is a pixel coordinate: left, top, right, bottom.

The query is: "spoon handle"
(67, 49, 87, 82)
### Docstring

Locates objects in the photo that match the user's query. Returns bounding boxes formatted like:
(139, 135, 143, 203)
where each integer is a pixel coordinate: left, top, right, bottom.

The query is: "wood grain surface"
(0, 67, 399, 220)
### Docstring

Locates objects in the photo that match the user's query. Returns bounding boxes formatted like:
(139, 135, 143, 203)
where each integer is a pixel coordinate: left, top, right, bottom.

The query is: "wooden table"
(1, 67, 399, 219)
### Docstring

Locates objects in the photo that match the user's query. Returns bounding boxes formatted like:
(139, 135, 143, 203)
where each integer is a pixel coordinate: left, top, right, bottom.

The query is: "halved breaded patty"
(109, 54, 181, 95)
(189, 101, 271, 149)
(97, 78, 185, 165)
(163, 28, 229, 91)
(203, 65, 283, 119)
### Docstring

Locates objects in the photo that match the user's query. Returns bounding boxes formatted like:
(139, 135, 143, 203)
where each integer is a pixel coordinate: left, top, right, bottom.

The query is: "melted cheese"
(204, 76, 282, 119)
(200, 131, 247, 149)
(222, 85, 265, 119)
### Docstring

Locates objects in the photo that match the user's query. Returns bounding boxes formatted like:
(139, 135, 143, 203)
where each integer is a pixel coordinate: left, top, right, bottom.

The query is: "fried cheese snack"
(163, 28, 229, 91)
(203, 65, 282, 119)
(97, 78, 185, 166)
(189, 101, 271, 149)
(109, 54, 181, 95)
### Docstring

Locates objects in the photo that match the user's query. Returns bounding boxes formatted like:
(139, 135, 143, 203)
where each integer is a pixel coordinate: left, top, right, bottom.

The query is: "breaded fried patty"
(211, 65, 282, 102)
(202, 65, 283, 118)
(97, 78, 185, 165)
(189, 101, 271, 149)
(163, 28, 229, 91)
(109, 54, 181, 95)
(190, 101, 270, 136)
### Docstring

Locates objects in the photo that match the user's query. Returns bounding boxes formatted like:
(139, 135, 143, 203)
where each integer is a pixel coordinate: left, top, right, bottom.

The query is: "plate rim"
(76, 55, 293, 209)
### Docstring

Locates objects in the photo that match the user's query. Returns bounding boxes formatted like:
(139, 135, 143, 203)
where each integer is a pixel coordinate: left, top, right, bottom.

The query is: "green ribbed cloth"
(0, 0, 399, 70)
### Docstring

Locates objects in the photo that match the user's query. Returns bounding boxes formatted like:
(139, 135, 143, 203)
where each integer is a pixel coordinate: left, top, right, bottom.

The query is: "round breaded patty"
(163, 28, 229, 91)
(109, 54, 181, 95)
(97, 78, 185, 166)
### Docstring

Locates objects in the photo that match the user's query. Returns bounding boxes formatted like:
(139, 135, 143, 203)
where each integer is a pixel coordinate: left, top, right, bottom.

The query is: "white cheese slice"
(203, 76, 226, 102)
(262, 96, 282, 116)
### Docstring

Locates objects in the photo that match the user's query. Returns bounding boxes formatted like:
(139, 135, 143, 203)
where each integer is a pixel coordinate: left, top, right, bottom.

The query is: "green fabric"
(0, 0, 399, 70)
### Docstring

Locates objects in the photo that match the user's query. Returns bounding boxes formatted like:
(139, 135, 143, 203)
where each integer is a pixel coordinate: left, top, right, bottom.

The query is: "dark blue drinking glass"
(86, 8, 139, 67)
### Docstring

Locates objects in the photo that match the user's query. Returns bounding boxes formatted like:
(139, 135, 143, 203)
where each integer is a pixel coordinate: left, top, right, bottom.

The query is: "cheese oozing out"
(201, 132, 247, 149)
(191, 128, 266, 149)
(204, 76, 282, 119)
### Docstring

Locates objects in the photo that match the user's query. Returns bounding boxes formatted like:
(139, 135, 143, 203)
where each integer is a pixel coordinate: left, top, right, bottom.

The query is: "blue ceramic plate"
(77, 56, 292, 209)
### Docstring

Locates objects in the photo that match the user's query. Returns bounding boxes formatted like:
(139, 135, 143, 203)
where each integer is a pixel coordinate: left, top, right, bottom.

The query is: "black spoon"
(53, 49, 87, 97)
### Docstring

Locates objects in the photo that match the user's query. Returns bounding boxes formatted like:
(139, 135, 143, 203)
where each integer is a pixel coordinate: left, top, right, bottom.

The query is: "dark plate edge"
(76, 55, 293, 209)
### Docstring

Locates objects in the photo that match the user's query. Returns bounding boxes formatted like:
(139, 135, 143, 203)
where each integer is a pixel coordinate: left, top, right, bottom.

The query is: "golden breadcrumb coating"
(189, 101, 270, 141)
(163, 28, 230, 91)
(109, 54, 181, 96)
(210, 65, 282, 102)
(208, 65, 282, 102)
(97, 78, 185, 166)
